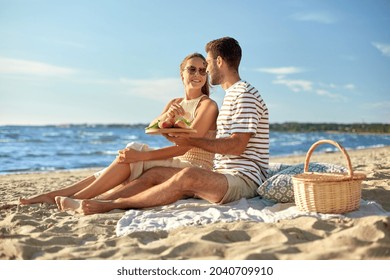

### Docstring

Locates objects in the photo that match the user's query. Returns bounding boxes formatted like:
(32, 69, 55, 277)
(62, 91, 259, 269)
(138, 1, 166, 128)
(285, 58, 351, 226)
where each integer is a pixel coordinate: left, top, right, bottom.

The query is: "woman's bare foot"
(55, 196, 84, 213)
(19, 194, 55, 205)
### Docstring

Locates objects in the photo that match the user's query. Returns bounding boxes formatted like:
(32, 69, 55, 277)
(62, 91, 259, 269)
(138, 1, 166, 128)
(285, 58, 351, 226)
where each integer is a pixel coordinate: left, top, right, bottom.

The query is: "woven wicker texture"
(292, 139, 366, 214)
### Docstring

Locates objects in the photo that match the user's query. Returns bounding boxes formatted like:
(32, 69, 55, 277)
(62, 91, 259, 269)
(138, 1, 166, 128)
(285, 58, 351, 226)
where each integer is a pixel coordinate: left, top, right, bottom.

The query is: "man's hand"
(166, 134, 193, 147)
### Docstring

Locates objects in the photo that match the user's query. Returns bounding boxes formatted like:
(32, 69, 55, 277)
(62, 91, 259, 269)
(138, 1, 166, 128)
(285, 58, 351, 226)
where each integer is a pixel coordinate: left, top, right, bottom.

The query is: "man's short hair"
(205, 37, 242, 71)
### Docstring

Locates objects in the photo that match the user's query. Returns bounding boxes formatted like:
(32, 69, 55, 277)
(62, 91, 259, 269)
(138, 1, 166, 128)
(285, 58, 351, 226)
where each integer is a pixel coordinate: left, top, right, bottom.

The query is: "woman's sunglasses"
(184, 66, 207, 76)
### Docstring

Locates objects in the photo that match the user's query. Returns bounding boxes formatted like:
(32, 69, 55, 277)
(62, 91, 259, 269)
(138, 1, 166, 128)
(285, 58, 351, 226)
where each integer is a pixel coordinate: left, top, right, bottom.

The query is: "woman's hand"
(117, 148, 143, 164)
(166, 103, 185, 119)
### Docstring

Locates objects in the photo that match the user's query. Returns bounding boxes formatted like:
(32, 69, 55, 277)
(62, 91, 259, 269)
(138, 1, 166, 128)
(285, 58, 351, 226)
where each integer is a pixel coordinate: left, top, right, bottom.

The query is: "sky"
(0, 0, 389, 125)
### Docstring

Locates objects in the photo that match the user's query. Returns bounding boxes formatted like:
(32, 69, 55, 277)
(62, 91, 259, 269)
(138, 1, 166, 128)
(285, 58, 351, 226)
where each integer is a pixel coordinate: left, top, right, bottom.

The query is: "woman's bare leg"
(61, 166, 228, 215)
(20, 175, 96, 205)
(71, 160, 132, 199)
(20, 157, 132, 205)
(56, 167, 183, 213)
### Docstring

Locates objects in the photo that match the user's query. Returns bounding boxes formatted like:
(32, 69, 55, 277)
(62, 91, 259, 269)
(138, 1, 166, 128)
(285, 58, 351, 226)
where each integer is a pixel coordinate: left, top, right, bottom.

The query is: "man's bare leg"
(20, 175, 96, 205)
(60, 167, 228, 215)
(96, 167, 181, 200)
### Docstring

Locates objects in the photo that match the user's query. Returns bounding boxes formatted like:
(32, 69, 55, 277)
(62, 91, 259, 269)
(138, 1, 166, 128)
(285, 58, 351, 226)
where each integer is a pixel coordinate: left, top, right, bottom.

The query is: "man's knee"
(139, 168, 165, 185)
(173, 167, 204, 190)
(141, 167, 180, 185)
(174, 167, 195, 180)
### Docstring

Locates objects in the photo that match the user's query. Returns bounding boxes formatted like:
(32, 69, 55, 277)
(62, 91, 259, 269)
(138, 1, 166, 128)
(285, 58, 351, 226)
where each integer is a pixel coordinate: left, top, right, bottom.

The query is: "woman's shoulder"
(198, 96, 219, 115)
(200, 96, 218, 108)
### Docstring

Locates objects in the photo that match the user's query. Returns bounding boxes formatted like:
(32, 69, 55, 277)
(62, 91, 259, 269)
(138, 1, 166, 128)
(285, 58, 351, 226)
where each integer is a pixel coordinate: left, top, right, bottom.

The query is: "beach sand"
(1, 146, 389, 260)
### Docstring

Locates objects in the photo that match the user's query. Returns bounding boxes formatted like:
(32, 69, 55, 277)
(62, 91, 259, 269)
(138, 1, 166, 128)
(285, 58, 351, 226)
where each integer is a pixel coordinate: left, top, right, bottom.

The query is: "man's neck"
(220, 73, 241, 90)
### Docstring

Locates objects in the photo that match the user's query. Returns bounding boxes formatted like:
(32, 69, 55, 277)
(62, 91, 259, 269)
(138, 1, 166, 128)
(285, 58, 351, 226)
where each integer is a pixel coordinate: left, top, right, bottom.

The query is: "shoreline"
(0, 167, 102, 177)
(1, 146, 389, 260)
(270, 145, 390, 164)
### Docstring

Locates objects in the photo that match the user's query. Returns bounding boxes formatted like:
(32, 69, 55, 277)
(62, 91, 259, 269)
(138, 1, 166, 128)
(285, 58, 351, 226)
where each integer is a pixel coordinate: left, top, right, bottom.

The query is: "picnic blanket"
(116, 198, 389, 236)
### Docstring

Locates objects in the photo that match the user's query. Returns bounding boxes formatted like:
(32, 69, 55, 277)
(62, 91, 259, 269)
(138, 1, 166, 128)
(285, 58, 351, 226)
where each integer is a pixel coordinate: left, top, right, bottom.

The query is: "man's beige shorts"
(218, 172, 259, 204)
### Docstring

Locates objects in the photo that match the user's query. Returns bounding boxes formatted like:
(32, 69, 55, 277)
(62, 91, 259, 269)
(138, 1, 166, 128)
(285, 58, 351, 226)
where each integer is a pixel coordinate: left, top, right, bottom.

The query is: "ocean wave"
(2, 133, 20, 139)
(42, 132, 62, 137)
(6, 139, 47, 143)
(0, 166, 61, 174)
(279, 141, 303, 147)
(56, 151, 113, 156)
(356, 144, 385, 149)
(0, 139, 14, 143)
(24, 153, 52, 158)
(102, 150, 118, 155)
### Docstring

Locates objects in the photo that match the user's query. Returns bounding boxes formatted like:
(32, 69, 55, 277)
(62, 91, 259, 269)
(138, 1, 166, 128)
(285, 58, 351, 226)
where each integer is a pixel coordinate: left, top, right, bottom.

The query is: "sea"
(1, 124, 390, 174)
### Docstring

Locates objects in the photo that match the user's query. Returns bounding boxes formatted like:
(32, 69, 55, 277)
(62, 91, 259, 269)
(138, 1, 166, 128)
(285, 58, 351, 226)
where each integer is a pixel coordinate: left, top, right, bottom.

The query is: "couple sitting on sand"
(20, 37, 270, 215)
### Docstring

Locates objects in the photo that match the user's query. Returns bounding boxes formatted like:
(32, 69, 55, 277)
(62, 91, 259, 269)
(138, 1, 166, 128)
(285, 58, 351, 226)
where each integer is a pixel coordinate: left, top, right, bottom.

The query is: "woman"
(20, 53, 218, 206)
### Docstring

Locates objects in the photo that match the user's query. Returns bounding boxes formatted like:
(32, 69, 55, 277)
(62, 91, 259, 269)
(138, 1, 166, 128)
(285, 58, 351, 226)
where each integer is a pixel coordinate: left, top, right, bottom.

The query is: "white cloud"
(290, 12, 337, 24)
(344, 84, 356, 90)
(256, 66, 304, 75)
(118, 77, 182, 101)
(257, 66, 312, 92)
(0, 57, 77, 76)
(372, 42, 390, 57)
(273, 78, 313, 92)
(316, 89, 346, 101)
(319, 82, 356, 91)
(271, 76, 349, 101)
(257, 66, 353, 101)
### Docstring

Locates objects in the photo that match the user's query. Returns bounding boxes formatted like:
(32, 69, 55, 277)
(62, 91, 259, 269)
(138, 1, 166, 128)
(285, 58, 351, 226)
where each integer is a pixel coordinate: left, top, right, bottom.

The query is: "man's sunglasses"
(184, 66, 207, 76)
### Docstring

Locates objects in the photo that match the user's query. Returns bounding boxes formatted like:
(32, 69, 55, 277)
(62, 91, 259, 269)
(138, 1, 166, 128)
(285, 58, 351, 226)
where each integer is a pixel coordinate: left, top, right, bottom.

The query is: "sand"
(1, 146, 389, 260)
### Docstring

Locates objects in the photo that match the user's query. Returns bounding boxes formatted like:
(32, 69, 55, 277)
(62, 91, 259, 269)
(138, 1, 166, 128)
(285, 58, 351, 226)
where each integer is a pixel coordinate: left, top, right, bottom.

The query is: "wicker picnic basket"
(292, 139, 366, 214)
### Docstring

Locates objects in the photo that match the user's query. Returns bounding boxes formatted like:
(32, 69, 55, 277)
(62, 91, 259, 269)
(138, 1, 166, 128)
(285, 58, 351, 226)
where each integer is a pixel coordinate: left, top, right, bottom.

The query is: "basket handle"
(304, 139, 353, 178)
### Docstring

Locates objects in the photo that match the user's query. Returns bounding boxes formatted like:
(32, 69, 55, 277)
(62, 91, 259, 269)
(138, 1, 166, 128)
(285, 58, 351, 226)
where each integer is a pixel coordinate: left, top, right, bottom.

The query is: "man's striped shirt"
(214, 80, 269, 185)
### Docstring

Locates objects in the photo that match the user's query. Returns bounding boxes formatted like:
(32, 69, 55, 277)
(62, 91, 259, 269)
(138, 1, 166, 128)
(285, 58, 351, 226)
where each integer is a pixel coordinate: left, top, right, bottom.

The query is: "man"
(57, 37, 269, 214)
